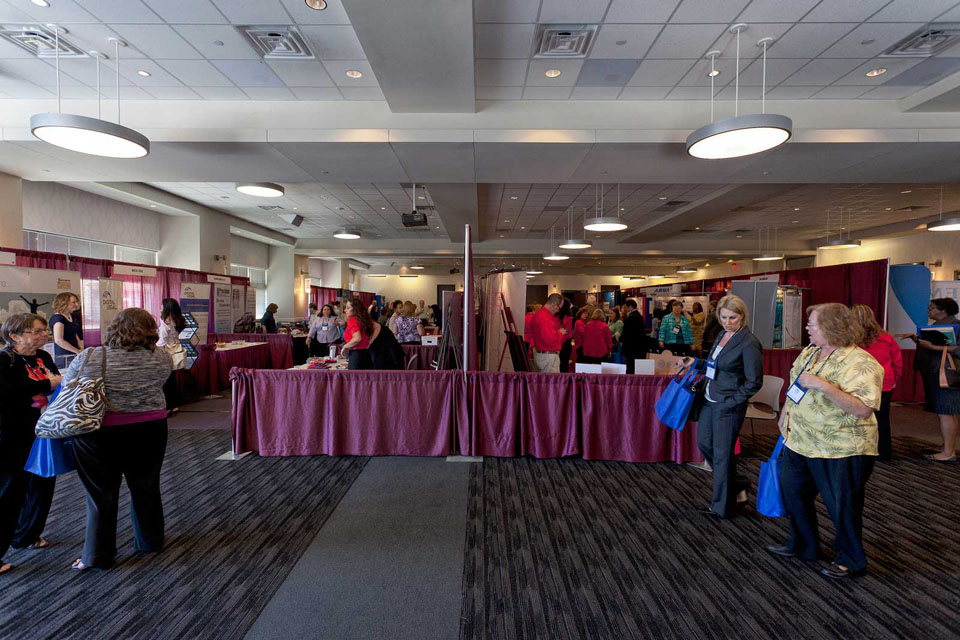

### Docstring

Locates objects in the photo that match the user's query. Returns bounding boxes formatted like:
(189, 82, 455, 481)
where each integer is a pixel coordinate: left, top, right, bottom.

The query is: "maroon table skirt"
(174, 343, 272, 401)
(231, 369, 702, 463)
(331, 342, 439, 370)
(208, 333, 294, 370)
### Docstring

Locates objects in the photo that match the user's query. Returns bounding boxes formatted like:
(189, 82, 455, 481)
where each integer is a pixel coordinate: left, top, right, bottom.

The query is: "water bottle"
(329, 345, 337, 359)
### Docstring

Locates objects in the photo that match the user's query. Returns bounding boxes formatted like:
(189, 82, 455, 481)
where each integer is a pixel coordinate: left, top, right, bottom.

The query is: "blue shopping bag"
(757, 436, 786, 517)
(24, 437, 76, 478)
(611, 345, 626, 365)
(654, 360, 701, 431)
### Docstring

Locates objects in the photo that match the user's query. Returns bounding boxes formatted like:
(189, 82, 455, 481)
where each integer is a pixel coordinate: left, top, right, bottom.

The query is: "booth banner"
(749, 273, 780, 283)
(231, 285, 244, 327)
(0, 265, 80, 325)
(98, 278, 122, 336)
(180, 282, 211, 345)
(246, 288, 257, 316)
(213, 283, 232, 333)
(888, 265, 931, 350)
(933, 280, 960, 308)
(208, 274, 231, 285)
(113, 264, 157, 277)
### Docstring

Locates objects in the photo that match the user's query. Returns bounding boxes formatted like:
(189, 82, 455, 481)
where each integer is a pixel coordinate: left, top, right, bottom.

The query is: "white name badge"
(705, 358, 718, 380)
(786, 380, 808, 404)
(672, 326, 680, 334)
(321, 325, 329, 331)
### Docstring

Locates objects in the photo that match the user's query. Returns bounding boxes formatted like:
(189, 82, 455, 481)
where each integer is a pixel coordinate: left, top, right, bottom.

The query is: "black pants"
(348, 349, 374, 370)
(780, 448, 874, 570)
(697, 401, 749, 517)
(665, 343, 691, 357)
(578, 354, 604, 365)
(71, 419, 168, 568)
(162, 371, 177, 410)
(12, 473, 55, 549)
(876, 390, 892, 460)
(559, 341, 572, 373)
(623, 349, 645, 374)
(0, 468, 28, 561)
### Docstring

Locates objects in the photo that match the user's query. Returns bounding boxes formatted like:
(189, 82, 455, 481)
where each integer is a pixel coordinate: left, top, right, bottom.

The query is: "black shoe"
(696, 508, 723, 518)
(766, 544, 796, 558)
(820, 562, 866, 580)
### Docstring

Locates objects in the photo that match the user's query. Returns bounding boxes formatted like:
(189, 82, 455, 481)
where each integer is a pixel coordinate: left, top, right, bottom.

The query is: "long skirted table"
(331, 342, 439, 370)
(208, 333, 295, 370)
(230, 369, 701, 463)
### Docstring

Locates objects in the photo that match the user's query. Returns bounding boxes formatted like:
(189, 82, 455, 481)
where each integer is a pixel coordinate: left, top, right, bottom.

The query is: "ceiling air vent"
(882, 24, 960, 58)
(653, 200, 690, 212)
(239, 26, 314, 60)
(258, 205, 284, 211)
(0, 24, 87, 58)
(897, 205, 927, 212)
(534, 24, 598, 58)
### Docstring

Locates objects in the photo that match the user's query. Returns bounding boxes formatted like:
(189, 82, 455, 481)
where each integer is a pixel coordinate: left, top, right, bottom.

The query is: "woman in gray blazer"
(681, 294, 763, 518)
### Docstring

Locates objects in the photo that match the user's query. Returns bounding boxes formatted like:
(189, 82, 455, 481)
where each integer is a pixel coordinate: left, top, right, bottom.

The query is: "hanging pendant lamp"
(543, 227, 569, 261)
(687, 26, 791, 160)
(31, 34, 149, 158)
(927, 184, 960, 231)
(817, 207, 861, 249)
(584, 184, 627, 232)
(559, 210, 592, 249)
(753, 226, 784, 261)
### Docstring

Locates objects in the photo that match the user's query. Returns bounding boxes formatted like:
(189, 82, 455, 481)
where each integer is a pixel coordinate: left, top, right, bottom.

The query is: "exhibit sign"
(231, 284, 244, 328)
(114, 264, 157, 277)
(888, 265, 931, 349)
(214, 283, 232, 333)
(0, 265, 80, 326)
(98, 278, 123, 336)
(180, 282, 211, 345)
(246, 288, 257, 317)
(933, 280, 960, 308)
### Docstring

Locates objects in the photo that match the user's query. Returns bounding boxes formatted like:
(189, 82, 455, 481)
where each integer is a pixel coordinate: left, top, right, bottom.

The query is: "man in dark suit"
(620, 299, 647, 374)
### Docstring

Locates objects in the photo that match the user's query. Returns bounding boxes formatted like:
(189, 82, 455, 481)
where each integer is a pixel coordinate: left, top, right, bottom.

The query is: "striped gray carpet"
(460, 435, 960, 640)
(0, 429, 367, 640)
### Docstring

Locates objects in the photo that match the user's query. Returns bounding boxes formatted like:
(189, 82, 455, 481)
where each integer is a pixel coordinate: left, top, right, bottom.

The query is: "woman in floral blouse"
(767, 303, 883, 580)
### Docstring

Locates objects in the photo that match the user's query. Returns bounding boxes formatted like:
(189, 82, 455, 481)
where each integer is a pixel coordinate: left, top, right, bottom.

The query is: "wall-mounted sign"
(114, 264, 157, 277)
(0, 251, 15, 265)
(207, 274, 231, 284)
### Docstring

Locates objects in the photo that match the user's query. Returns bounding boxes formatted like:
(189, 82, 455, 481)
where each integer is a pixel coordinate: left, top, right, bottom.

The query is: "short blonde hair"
(402, 301, 417, 317)
(850, 304, 882, 346)
(52, 292, 78, 315)
(716, 294, 749, 326)
(590, 308, 607, 322)
(808, 303, 863, 347)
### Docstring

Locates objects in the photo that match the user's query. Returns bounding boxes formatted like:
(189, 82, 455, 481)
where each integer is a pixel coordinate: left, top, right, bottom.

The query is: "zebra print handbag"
(35, 346, 115, 439)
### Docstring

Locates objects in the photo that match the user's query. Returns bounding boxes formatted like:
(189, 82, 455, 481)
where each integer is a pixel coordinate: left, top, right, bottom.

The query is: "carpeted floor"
(0, 429, 367, 640)
(460, 435, 960, 640)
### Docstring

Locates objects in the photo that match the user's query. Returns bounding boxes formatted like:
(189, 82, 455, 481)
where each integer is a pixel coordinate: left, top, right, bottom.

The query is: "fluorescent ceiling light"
(333, 228, 361, 240)
(410, 264, 425, 270)
(687, 113, 792, 160)
(543, 252, 569, 261)
(583, 217, 627, 232)
(753, 253, 784, 261)
(31, 113, 149, 158)
(676, 267, 697, 274)
(926, 215, 960, 232)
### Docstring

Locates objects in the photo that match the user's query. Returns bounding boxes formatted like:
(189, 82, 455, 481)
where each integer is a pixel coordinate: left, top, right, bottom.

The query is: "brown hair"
(1, 313, 45, 348)
(402, 301, 417, 317)
(266, 303, 279, 314)
(609, 307, 621, 322)
(104, 308, 159, 351)
(807, 303, 863, 347)
(347, 297, 375, 335)
(52, 292, 78, 315)
(850, 304, 883, 346)
(590, 308, 607, 322)
(576, 308, 589, 322)
(931, 297, 959, 316)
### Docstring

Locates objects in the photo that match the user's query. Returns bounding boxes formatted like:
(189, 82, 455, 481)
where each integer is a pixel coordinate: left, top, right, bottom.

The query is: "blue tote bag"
(25, 437, 76, 478)
(654, 361, 701, 431)
(757, 436, 786, 517)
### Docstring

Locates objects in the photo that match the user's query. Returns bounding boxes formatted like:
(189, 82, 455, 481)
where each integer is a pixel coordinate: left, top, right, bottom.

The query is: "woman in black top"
(557, 298, 573, 373)
(49, 291, 82, 370)
(0, 313, 63, 575)
(261, 303, 279, 334)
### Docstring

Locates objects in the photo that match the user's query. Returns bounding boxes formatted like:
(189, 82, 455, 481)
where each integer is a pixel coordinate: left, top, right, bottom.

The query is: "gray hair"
(0, 313, 45, 347)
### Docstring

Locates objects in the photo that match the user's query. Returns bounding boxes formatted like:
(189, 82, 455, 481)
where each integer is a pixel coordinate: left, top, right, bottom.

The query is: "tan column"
(0, 172, 23, 249)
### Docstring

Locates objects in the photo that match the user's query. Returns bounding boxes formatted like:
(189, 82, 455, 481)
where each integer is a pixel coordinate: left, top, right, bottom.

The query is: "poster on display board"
(213, 283, 232, 333)
(0, 265, 80, 326)
(887, 265, 931, 349)
(933, 280, 960, 308)
(180, 282, 210, 345)
(245, 288, 257, 317)
(231, 285, 244, 328)
(98, 278, 122, 337)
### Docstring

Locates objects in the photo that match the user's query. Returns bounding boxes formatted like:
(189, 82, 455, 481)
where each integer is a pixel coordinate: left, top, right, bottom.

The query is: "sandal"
(0, 562, 13, 575)
(71, 559, 91, 572)
(923, 454, 958, 464)
(27, 538, 49, 549)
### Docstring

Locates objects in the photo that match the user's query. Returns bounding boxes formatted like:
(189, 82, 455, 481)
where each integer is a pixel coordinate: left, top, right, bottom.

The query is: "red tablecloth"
(208, 333, 294, 370)
(231, 369, 702, 463)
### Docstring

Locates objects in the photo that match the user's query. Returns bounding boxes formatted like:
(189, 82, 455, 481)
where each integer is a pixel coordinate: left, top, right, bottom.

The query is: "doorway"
(437, 284, 455, 307)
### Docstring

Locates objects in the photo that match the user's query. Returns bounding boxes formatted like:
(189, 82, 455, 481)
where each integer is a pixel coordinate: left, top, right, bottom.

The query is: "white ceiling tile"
(590, 24, 661, 59)
(242, 87, 295, 100)
(0, 83, 52, 98)
(60, 85, 102, 99)
(762, 85, 820, 99)
(340, 87, 384, 100)
(735, 0, 820, 22)
(477, 86, 523, 99)
(476, 59, 529, 86)
(802, 0, 892, 22)
(627, 59, 694, 85)
(736, 58, 808, 85)
(54, 58, 134, 86)
(819, 23, 925, 58)
(810, 85, 871, 99)
(526, 59, 583, 86)
(669, 0, 750, 23)
(110, 25, 203, 59)
(605, 0, 681, 23)
(299, 25, 367, 60)
(715, 84, 762, 100)
(211, 60, 285, 86)
(859, 85, 925, 99)
(539, 0, 612, 23)
(781, 59, 865, 85)
(0, 37, 34, 59)
(0, 2, 34, 21)
(150, 0, 227, 23)
(522, 86, 574, 99)
(665, 86, 713, 99)
(868, 0, 958, 22)
(833, 58, 924, 85)
(192, 86, 249, 99)
(618, 86, 672, 99)
(54, 23, 147, 58)
(145, 86, 201, 99)
(157, 59, 235, 86)
(570, 86, 622, 100)
(209, 0, 290, 24)
(645, 24, 728, 59)
(75, 0, 163, 23)
(14, 0, 98, 23)
(677, 56, 737, 86)
(0, 59, 59, 85)
(266, 60, 335, 86)
(475, 24, 537, 59)
(118, 61, 183, 86)
(474, 0, 541, 23)
(118, 86, 153, 99)
(290, 87, 343, 99)
(173, 25, 259, 59)
(765, 23, 855, 58)
(322, 59, 378, 86)
(280, 0, 351, 24)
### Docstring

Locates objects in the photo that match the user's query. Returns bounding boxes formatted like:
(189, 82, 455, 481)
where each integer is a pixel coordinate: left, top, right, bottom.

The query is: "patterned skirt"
(922, 370, 960, 415)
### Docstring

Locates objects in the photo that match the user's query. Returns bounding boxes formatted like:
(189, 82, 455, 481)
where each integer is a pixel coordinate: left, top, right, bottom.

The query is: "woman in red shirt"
(579, 309, 613, 365)
(851, 304, 903, 460)
(341, 297, 375, 370)
(573, 308, 590, 363)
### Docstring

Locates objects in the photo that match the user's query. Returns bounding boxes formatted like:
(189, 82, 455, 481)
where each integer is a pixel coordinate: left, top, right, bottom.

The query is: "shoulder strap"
(100, 346, 117, 412)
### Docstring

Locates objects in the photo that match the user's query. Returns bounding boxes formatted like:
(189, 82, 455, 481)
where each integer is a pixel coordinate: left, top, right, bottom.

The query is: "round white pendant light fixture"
(648, 274, 666, 279)
(31, 34, 150, 158)
(236, 182, 284, 197)
(333, 228, 361, 240)
(753, 253, 784, 261)
(584, 184, 628, 232)
(927, 186, 960, 231)
(410, 264, 425, 270)
(676, 267, 697, 274)
(817, 238, 861, 249)
(543, 227, 569, 260)
(753, 226, 784, 261)
(686, 27, 791, 160)
(558, 209, 592, 248)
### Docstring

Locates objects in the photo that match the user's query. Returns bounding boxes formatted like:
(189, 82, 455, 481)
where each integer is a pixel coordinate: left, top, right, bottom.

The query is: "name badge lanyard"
(705, 329, 738, 380)
(785, 349, 833, 404)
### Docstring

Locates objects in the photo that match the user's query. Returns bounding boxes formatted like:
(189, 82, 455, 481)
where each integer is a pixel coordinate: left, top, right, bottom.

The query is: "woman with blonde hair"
(850, 304, 902, 460)
(580, 308, 613, 364)
(394, 300, 425, 345)
(49, 292, 83, 370)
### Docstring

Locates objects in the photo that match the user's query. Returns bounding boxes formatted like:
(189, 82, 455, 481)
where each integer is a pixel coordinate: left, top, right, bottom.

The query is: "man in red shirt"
(530, 293, 567, 373)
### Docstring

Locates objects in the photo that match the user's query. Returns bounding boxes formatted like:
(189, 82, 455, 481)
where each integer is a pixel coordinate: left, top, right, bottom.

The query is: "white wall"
(22, 181, 160, 250)
(0, 172, 22, 248)
(359, 273, 465, 304)
(815, 231, 960, 282)
(158, 216, 200, 271)
(230, 235, 270, 269)
(267, 245, 295, 320)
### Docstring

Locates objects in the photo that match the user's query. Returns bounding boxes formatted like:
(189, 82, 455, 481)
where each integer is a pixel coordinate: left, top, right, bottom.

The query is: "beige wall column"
(0, 172, 23, 249)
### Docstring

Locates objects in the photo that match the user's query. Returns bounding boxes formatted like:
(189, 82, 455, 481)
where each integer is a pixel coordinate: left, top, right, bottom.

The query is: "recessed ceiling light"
(694, 226, 700, 230)
(499, 234, 504, 238)
(504, 219, 510, 222)
(885, 207, 891, 211)
(865, 68, 886, 77)
(30, 0, 49, 6)
(410, 264, 425, 269)
(417, 195, 425, 200)
(620, 207, 625, 211)
(510, 196, 518, 200)
(707, 69, 721, 77)
(136, 69, 151, 77)
(793, 207, 800, 211)
(677, 267, 697, 274)
(520, 226, 525, 229)
(615, 40, 627, 46)
(236, 182, 284, 197)
(545, 69, 562, 78)
(345, 70, 363, 79)
(380, 206, 386, 210)
(736, 234, 743, 238)
(150, 204, 156, 208)
(792, 220, 798, 223)
(305, 0, 328, 9)
(658, 196, 667, 200)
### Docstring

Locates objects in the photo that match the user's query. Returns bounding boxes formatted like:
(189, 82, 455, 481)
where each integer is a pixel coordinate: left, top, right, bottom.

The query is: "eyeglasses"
(21, 329, 50, 335)
(805, 323, 818, 329)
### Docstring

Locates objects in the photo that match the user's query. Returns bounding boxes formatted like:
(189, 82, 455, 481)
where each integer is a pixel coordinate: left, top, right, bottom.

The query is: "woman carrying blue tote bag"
(25, 437, 76, 478)
(655, 360, 701, 431)
(757, 436, 786, 517)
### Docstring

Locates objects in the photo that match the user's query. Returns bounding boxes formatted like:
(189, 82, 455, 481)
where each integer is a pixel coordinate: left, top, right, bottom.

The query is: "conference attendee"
(530, 293, 567, 373)
(680, 295, 762, 519)
(558, 298, 574, 373)
(417, 299, 432, 323)
(690, 302, 706, 355)
(580, 309, 613, 365)
(307, 303, 319, 328)
(658, 300, 694, 356)
(387, 300, 404, 335)
(233, 312, 256, 334)
(851, 304, 903, 461)
(261, 303, 278, 334)
(49, 292, 83, 370)
(157, 298, 186, 412)
(573, 308, 590, 363)
(620, 299, 647, 374)
(523, 304, 537, 351)
(340, 297, 375, 370)
(702, 299, 721, 355)
(307, 304, 342, 357)
(395, 301, 425, 344)
(67, 308, 173, 571)
(0, 313, 63, 575)
(768, 303, 883, 579)
(430, 304, 442, 330)
(368, 321, 405, 370)
(367, 299, 380, 322)
(902, 297, 960, 463)
(607, 308, 623, 344)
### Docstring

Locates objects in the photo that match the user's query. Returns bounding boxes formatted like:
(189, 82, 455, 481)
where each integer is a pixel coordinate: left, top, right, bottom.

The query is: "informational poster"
(213, 283, 232, 333)
(113, 264, 157, 277)
(231, 284, 244, 328)
(180, 282, 211, 345)
(780, 289, 803, 349)
(888, 265, 931, 350)
(0, 265, 80, 326)
(246, 288, 257, 317)
(933, 280, 960, 309)
(98, 278, 123, 336)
